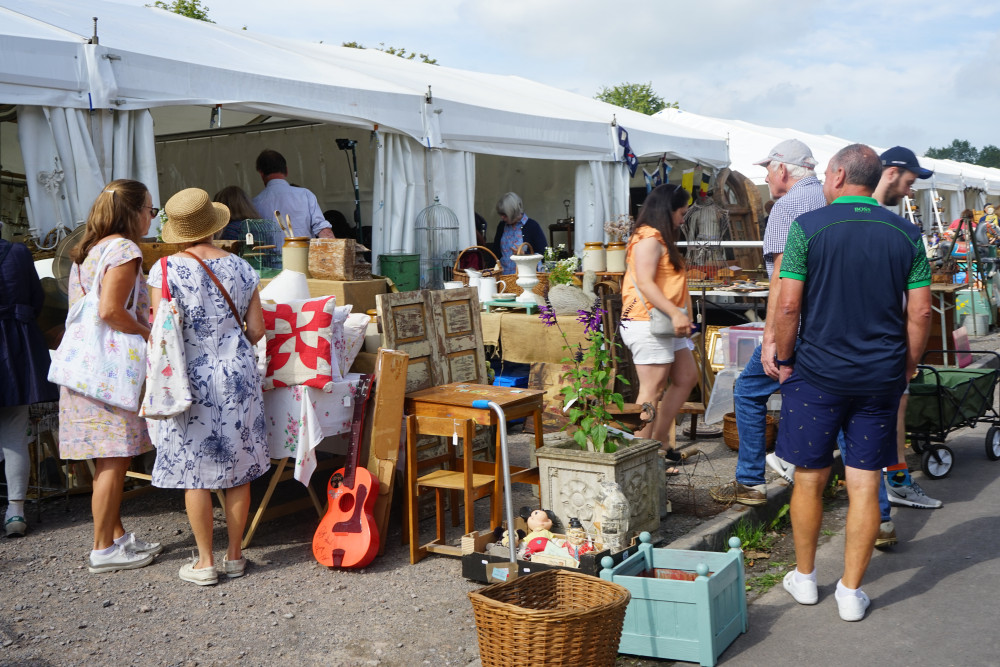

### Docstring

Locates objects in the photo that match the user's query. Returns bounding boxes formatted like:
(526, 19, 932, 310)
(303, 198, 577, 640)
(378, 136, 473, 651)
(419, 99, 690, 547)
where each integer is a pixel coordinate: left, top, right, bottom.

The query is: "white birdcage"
(415, 197, 460, 289)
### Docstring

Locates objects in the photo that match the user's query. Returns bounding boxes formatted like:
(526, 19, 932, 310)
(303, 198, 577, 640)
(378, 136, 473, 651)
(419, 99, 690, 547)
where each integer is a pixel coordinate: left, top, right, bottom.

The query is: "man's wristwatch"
(773, 354, 795, 367)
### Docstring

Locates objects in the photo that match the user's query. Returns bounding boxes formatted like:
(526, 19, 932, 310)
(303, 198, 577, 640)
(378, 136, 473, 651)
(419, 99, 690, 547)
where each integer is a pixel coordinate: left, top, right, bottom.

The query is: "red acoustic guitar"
(313, 375, 380, 568)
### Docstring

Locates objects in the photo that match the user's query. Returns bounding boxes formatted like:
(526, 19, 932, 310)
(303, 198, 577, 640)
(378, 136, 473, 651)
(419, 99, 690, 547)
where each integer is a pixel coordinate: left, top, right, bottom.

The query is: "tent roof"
(0, 0, 728, 166)
(654, 108, 1000, 194)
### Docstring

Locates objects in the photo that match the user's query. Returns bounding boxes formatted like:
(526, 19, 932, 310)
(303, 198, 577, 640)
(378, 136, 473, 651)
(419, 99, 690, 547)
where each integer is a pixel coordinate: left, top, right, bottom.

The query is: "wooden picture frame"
(705, 325, 726, 372)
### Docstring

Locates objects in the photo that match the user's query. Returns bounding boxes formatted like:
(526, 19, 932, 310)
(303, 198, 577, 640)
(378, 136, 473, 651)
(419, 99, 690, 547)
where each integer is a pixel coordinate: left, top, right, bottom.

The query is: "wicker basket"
(722, 412, 778, 452)
(468, 569, 630, 667)
(454, 245, 502, 284)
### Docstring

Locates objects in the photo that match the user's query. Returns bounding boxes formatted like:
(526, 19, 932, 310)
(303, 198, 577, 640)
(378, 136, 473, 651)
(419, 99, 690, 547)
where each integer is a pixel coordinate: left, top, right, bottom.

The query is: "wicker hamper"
(722, 412, 778, 452)
(468, 569, 630, 667)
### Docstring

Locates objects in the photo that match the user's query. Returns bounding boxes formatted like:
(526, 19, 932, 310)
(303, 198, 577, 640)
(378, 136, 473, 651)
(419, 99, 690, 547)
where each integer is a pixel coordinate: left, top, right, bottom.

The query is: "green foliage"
(538, 301, 629, 453)
(149, 0, 214, 22)
(925, 138, 1000, 167)
(730, 517, 775, 552)
(594, 82, 677, 116)
(747, 571, 784, 595)
(978, 144, 1000, 168)
(342, 41, 438, 65)
(547, 256, 578, 286)
(769, 503, 790, 531)
(925, 139, 978, 164)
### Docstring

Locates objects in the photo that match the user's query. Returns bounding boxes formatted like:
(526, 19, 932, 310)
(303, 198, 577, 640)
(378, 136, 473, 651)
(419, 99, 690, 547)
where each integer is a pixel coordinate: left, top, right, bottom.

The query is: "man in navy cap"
(866, 147, 940, 550)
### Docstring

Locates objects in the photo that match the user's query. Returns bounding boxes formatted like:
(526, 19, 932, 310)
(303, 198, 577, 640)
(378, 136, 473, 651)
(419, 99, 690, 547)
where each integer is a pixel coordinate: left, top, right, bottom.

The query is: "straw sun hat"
(161, 188, 230, 243)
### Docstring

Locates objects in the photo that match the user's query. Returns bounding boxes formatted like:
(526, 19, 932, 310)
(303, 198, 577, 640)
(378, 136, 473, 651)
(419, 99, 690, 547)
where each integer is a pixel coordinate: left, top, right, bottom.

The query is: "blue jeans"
(733, 344, 777, 487)
(837, 433, 891, 522)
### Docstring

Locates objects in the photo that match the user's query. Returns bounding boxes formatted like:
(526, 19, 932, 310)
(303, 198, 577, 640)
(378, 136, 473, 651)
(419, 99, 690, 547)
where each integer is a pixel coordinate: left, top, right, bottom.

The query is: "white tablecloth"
(263, 373, 361, 484)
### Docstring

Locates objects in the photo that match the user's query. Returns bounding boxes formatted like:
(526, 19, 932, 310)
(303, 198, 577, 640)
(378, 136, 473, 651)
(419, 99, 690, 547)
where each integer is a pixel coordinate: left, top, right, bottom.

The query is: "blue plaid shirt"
(762, 174, 826, 277)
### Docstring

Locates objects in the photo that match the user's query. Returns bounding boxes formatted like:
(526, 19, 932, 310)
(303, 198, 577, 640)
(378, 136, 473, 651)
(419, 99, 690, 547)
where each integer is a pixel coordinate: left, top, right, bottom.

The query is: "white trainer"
(766, 453, 795, 484)
(782, 570, 818, 605)
(836, 586, 871, 622)
(88, 544, 155, 573)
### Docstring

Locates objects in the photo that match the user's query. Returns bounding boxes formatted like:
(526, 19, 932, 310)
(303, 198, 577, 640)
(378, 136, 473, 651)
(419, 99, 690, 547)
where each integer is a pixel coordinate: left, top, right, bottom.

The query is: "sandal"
(659, 448, 683, 462)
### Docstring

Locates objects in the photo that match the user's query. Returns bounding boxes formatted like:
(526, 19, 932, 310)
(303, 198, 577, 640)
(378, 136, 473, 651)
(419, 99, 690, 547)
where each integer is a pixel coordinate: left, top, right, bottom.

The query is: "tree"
(977, 145, 1000, 169)
(148, 0, 214, 22)
(925, 139, 979, 164)
(342, 41, 438, 65)
(595, 82, 678, 115)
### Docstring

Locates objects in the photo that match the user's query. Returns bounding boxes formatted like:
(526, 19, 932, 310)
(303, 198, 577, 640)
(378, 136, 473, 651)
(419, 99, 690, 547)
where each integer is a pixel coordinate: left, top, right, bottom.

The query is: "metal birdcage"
(415, 197, 460, 289)
(237, 218, 284, 278)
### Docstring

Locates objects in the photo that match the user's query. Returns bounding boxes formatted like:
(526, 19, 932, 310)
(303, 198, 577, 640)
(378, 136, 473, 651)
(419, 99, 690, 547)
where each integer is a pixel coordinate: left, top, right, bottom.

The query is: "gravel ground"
(0, 428, 770, 666)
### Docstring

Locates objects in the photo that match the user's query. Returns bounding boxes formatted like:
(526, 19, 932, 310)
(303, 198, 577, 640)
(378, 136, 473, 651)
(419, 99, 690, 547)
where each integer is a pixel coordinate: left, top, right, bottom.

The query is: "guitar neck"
(342, 375, 373, 488)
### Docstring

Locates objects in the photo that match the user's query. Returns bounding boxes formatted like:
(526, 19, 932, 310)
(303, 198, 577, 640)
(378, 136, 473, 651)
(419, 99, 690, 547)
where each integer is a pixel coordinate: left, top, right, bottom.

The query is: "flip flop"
(665, 465, 682, 476)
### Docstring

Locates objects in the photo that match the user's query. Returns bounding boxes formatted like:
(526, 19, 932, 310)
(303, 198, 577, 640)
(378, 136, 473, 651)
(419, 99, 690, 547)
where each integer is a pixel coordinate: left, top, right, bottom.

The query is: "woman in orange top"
(621, 184, 698, 471)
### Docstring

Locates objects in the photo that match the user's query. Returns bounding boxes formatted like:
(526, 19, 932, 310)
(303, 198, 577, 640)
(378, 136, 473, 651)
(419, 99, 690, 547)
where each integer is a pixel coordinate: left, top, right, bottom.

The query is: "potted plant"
(533, 299, 662, 541)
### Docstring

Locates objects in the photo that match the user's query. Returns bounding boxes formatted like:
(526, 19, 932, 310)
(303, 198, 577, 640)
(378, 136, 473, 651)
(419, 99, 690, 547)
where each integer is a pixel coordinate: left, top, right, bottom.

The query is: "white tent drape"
(371, 133, 476, 275)
(17, 106, 158, 244)
(573, 161, 629, 256)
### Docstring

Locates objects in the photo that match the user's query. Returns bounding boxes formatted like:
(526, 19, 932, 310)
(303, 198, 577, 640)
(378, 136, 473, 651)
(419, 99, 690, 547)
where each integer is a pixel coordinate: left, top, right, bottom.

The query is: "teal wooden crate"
(599, 533, 747, 666)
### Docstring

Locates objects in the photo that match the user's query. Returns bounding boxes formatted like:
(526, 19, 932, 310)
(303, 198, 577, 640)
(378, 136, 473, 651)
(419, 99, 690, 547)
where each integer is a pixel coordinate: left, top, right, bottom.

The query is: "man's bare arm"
(904, 285, 932, 379)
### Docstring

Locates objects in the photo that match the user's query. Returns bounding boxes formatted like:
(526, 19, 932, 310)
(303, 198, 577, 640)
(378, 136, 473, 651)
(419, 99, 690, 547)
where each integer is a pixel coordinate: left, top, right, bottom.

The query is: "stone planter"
(535, 434, 661, 542)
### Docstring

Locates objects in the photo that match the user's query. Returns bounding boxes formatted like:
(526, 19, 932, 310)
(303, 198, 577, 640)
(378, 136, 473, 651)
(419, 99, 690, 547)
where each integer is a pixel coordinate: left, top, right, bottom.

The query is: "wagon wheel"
(921, 445, 954, 479)
(986, 426, 1000, 461)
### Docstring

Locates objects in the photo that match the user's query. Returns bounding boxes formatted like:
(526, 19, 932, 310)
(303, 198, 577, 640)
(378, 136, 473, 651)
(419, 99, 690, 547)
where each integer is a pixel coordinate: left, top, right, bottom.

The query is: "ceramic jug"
(477, 276, 507, 301)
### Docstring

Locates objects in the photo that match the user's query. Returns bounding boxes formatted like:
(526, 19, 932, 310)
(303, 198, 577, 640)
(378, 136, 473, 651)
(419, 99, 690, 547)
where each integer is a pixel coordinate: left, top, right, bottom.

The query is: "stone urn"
(511, 252, 543, 304)
(534, 434, 662, 545)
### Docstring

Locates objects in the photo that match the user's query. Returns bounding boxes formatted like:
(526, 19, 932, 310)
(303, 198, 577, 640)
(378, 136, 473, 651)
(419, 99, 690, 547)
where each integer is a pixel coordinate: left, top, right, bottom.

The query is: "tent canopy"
(1, 0, 728, 166)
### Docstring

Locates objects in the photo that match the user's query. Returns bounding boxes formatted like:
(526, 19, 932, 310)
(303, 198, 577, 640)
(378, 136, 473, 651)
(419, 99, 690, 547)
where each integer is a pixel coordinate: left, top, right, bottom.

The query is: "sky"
(114, 0, 999, 155)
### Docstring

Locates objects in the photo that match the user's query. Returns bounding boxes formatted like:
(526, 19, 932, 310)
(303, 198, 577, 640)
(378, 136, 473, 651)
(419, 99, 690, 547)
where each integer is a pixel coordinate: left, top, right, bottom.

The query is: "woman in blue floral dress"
(148, 188, 269, 586)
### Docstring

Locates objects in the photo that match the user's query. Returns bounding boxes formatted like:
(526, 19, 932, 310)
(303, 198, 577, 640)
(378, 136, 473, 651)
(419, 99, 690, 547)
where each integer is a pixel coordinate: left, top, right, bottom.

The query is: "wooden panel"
(378, 288, 487, 391)
(431, 288, 488, 385)
(377, 290, 439, 393)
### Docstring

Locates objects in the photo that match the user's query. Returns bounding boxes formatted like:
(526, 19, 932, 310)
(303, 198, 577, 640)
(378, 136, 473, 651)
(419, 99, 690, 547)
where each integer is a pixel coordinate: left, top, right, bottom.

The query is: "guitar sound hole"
(338, 493, 355, 513)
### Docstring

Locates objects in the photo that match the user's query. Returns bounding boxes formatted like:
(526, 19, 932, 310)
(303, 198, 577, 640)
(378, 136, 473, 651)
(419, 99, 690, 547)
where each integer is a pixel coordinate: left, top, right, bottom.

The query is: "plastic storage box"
(494, 374, 529, 426)
(720, 322, 765, 370)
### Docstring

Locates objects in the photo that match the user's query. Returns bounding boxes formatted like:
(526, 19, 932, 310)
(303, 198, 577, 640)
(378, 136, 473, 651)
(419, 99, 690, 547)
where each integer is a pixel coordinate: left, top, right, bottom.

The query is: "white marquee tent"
(656, 108, 1000, 230)
(0, 0, 729, 263)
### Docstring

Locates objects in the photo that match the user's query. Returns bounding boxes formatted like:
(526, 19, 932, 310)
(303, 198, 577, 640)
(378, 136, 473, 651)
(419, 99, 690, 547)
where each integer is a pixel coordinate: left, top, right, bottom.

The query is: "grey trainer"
(886, 480, 942, 509)
(765, 453, 795, 484)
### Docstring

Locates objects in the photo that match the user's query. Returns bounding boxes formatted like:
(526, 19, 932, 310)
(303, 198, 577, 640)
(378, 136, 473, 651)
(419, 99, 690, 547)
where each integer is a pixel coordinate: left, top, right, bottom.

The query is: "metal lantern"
(414, 197, 460, 289)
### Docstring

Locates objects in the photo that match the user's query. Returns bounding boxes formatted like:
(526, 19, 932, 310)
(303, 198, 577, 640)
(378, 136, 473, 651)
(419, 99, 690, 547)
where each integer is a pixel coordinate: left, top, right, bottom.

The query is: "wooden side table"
(404, 382, 545, 530)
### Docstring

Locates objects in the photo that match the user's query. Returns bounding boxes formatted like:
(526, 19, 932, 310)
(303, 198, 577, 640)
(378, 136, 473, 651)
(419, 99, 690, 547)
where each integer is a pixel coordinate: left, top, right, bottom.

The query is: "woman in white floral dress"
(59, 179, 162, 574)
(148, 188, 269, 586)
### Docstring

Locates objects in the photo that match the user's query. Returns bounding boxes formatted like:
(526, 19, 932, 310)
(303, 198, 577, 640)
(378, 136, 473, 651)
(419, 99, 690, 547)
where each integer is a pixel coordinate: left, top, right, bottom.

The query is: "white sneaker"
(180, 557, 219, 586)
(118, 532, 164, 556)
(836, 585, 871, 622)
(886, 480, 942, 509)
(766, 453, 795, 484)
(88, 544, 155, 573)
(783, 570, 818, 605)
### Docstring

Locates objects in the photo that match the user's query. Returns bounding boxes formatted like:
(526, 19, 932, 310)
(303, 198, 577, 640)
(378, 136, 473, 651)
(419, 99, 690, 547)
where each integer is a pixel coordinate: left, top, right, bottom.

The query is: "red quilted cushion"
(262, 296, 341, 391)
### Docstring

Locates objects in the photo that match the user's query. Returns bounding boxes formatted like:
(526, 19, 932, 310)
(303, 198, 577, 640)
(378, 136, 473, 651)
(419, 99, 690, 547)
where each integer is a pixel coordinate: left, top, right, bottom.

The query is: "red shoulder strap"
(159, 256, 172, 301)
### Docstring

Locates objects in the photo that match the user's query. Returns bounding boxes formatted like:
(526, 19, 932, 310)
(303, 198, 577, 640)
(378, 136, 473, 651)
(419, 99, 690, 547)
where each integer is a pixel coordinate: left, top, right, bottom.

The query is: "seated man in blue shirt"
(252, 149, 334, 239)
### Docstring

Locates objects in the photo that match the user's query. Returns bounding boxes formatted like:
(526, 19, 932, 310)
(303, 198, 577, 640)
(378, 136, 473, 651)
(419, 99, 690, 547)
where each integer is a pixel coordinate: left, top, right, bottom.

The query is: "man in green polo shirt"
(772, 144, 932, 622)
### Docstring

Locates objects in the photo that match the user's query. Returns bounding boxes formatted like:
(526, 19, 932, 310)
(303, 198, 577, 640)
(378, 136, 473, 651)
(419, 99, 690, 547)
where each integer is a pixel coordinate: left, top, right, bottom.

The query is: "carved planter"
(535, 434, 661, 542)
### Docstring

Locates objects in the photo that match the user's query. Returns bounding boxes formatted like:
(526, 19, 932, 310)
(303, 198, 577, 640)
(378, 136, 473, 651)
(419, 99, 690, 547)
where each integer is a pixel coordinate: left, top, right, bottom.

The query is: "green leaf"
(573, 429, 588, 449)
(613, 394, 625, 411)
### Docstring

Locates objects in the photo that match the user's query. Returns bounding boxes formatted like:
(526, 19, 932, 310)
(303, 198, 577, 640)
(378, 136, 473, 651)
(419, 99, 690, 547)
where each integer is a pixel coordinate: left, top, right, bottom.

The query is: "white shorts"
(620, 320, 695, 365)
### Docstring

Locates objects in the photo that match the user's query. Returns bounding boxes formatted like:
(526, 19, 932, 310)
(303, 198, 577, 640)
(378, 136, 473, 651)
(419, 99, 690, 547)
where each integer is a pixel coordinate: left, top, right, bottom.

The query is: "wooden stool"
(403, 415, 496, 564)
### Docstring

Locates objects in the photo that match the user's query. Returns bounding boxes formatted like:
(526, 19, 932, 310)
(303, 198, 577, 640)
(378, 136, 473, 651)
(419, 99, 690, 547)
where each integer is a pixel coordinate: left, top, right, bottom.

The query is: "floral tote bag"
(139, 257, 192, 419)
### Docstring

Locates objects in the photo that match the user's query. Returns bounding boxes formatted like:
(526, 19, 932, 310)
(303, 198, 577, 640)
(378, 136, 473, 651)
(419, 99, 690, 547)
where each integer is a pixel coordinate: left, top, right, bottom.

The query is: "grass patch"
(747, 571, 785, 595)
(731, 517, 775, 552)
(821, 529, 837, 537)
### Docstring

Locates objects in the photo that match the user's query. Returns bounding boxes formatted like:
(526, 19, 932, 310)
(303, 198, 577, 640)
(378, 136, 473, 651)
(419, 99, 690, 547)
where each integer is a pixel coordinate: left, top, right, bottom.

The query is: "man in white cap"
(866, 146, 941, 549)
(710, 139, 827, 506)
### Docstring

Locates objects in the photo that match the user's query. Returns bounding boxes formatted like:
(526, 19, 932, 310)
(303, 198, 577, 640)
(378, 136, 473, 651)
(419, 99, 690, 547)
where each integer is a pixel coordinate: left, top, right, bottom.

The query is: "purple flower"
(576, 303, 606, 336)
(538, 303, 558, 327)
(574, 344, 584, 363)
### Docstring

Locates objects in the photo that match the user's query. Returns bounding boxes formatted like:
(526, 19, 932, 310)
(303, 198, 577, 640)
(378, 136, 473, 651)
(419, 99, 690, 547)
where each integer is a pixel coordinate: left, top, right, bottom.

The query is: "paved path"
(720, 420, 1000, 666)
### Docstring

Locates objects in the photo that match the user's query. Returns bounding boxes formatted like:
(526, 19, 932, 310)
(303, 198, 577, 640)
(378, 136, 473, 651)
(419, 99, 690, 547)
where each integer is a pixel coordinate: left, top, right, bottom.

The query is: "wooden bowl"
(722, 412, 778, 452)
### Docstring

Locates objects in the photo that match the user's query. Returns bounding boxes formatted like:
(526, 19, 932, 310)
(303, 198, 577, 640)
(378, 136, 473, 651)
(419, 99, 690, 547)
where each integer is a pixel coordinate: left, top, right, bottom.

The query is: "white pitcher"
(463, 268, 482, 289)
(478, 275, 507, 301)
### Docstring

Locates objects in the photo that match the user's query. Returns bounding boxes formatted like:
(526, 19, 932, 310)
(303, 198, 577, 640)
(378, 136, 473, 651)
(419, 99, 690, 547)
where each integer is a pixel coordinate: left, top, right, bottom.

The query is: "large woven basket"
(454, 245, 502, 284)
(723, 412, 778, 451)
(468, 569, 630, 667)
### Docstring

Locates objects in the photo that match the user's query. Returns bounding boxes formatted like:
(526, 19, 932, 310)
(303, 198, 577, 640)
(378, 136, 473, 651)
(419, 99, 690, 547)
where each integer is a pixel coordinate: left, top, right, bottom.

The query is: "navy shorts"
(776, 372, 900, 471)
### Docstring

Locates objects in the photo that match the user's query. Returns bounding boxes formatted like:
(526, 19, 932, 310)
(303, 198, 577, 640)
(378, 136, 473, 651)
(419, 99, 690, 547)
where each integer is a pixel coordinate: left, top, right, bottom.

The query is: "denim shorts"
(620, 320, 695, 365)
(775, 371, 900, 471)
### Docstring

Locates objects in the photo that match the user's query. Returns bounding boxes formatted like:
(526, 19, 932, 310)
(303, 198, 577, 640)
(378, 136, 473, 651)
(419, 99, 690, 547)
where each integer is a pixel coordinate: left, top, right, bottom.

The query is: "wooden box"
(309, 238, 355, 281)
(461, 529, 633, 584)
(599, 533, 747, 667)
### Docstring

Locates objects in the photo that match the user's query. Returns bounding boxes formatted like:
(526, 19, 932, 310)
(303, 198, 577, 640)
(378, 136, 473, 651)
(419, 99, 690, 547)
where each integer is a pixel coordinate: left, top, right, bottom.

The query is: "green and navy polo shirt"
(779, 195, 932, 395)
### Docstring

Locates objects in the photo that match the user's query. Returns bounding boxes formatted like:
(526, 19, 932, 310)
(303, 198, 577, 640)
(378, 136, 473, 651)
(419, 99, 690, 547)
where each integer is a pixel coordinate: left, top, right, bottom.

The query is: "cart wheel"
(986, 427, 1000, 461)
(922, 446, 953, 479)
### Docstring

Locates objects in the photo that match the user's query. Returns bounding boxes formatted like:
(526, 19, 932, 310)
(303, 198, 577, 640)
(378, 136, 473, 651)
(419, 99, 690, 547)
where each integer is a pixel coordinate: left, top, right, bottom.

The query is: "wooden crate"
(599, 533, 747, 667)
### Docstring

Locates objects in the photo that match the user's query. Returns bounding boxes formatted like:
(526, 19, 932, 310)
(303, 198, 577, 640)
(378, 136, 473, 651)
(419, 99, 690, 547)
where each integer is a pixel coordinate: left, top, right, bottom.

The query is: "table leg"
(241, 457, 288, 550)
(463, 419, 476, 534)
